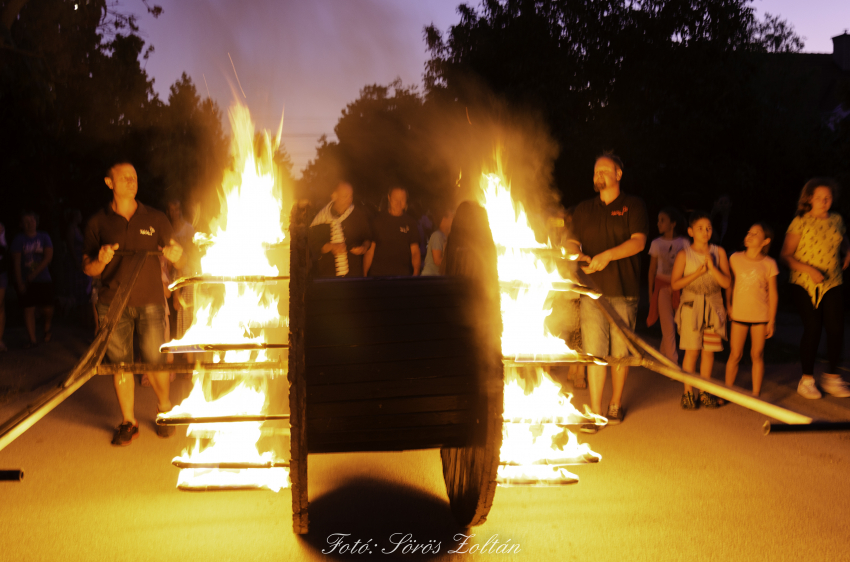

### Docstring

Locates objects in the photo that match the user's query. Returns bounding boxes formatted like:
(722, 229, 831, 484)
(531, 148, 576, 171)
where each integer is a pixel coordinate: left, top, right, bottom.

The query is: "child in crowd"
(671, 211, 731, 409)
(647, 207, 687, 364)
(724, 224, 778, 397)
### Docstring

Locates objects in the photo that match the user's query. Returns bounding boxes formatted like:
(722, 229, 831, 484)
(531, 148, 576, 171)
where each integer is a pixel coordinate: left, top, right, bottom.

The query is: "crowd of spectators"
(4, 158, 850, 440)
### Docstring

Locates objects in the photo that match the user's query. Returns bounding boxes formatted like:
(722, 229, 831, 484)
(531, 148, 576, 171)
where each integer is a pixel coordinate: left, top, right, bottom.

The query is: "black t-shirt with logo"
(83, 202, 174, 307)
(369, 211, 419, 277)
(571, 192, 649, 298)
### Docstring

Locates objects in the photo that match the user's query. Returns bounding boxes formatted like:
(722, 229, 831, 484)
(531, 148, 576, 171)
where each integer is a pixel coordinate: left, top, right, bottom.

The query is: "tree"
(300, 79, 452, 210)
(423, 0, 836, 232)
(0, 0, 232, 240)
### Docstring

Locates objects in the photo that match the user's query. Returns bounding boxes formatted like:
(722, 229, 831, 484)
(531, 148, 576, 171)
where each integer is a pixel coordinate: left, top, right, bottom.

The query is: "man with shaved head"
(83, 160, 184, 446)
(309, 181, 372, 278)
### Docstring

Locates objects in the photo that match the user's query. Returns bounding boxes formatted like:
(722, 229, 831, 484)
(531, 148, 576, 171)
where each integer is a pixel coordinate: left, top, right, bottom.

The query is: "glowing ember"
(478, 168, 603, 485)
(160, 102, 290, 491)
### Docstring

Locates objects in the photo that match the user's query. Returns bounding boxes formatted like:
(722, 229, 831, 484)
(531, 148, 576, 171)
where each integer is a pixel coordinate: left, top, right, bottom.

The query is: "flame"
(478, 167, 603, 485)
(161, 103, 290, 491)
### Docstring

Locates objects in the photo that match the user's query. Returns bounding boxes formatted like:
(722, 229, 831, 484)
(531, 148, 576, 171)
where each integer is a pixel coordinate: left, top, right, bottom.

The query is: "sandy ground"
(1, 314, 850, 562)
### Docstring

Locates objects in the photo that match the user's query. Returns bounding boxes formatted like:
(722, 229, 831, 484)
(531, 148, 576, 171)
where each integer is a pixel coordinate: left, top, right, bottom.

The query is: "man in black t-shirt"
(566, 153, 648, 431)
(309, 182, 372, 278)
(365, 187, 421, 276)
(83, 161, 184, 446)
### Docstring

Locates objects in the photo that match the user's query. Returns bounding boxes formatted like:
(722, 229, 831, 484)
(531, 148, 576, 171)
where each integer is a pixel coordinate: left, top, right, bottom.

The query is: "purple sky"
(135, 0, 850, 176)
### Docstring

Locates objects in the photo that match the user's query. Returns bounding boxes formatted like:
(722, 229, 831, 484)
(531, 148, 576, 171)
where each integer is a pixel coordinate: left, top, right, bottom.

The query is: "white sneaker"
(797, 377, 822, 399)
(821, 375, 850, 398)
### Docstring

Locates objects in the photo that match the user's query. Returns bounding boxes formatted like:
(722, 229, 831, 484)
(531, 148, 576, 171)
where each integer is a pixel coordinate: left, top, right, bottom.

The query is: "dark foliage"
(300, 0, 849, 245)
(0, 0, 228, 242)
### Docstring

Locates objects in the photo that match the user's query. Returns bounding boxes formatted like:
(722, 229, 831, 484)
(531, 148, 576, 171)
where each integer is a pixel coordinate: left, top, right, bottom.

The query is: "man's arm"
(82, 244, 119, 277)
(28, 246, 53, 281)
(350, 239, 371, 255)
(648, 255, 658, 297)
(363, 242, 375, 276)
(12, 252, 24, 292)
(410, 244, 421, 276)
(162, 239, 184, 268)
(584, 234, 647, 273)
(564, 239, 589, 263)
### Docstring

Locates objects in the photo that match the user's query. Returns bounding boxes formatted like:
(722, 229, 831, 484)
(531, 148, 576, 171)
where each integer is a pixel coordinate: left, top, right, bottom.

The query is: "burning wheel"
(287, 207, 503, 533)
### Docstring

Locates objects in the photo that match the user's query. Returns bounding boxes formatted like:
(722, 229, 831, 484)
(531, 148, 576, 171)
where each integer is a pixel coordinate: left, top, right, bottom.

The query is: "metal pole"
(0, 252, 149, 453)
(172, 460, 290, 469)
(160, 343, 290, 353)
(764, 421, 850, 434)
(96, 361, 284, 375)
(569, 268, 814, 426)
(504, 355, 640, 366)
(169, 275, 290, 291)
(157, 414, 290, 425)
(0, 470, 24, 481)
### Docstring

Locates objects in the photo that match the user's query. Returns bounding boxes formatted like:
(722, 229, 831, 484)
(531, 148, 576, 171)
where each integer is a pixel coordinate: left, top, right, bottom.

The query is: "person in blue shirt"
(11, 211, 54, 347)
(421, 204, 454, 276)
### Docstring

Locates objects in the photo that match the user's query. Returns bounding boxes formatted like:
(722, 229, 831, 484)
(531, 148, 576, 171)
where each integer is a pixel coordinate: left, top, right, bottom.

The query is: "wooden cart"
(287, 205, 504, 534)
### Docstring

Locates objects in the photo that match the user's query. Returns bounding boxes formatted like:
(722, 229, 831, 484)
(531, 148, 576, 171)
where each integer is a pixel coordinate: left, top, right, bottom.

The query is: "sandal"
(700, 392, 721, 409)
(681, 392, 699, 410)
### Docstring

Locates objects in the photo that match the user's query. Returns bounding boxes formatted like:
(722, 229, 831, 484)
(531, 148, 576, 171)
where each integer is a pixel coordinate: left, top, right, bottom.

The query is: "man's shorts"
(579, 295, 638, 359)
(19, 281, 54, 308)
(96, 303, 166, 365)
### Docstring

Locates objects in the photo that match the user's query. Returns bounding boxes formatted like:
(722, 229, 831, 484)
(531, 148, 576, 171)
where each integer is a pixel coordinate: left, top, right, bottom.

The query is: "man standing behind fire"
(83, 161, 184, 446)
(364, 186, 421, 276)
(566, 152, 648, 432)
(309, 181, 372, 277)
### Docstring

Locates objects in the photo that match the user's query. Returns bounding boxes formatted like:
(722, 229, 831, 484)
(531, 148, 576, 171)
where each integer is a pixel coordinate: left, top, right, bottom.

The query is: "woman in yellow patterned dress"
(780, 178, 850, 399)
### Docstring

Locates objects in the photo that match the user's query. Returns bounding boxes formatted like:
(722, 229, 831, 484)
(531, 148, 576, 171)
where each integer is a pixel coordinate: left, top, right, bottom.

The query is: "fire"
(478, 169, 603, 485)
(160, 103, 290, 491)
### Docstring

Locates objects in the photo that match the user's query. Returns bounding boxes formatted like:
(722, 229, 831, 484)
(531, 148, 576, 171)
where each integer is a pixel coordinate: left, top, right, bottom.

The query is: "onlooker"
(545, 208, 586, 388)
(83, 160, 184, 445)
(671, 211, 731, 409)
(566, 153, 648, 431)
(710, 193, 745, 256)
(647, 207, 686, 364)
(780, 178, 850, 399)
(64, 209, 93, 325)
(309, 182, 372, 278)
(364, 187, 421, 277)
(11, 210, 54, 347)
(166, 199, 197, 344)
(0, 222, 8, 352)
(725, 223, 778, 397)
(421, 205, 454, 276)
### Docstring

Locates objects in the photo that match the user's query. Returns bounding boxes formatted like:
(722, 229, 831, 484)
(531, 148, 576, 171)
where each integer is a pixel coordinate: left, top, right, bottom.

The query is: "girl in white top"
(671, 211, 731, 409)
(648, 207, 687, 363)
(724, 223, 778, 397)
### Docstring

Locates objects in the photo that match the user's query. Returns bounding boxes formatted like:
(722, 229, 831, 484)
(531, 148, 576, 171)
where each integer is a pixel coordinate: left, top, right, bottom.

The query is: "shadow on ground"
(298, 477, 465, 560)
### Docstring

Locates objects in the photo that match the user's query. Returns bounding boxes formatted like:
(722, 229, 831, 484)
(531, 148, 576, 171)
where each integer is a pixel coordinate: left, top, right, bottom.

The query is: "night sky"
(134, 0, 850, 176)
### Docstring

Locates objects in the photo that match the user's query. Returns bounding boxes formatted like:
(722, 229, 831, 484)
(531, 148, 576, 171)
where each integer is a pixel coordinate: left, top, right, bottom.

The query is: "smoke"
(419, 77, 563, 239)
(138, 0, 461, 174)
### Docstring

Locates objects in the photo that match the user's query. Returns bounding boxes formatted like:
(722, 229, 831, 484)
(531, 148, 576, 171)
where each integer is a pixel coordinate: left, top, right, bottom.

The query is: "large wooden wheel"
(439, 202, 504, 527)
(288, 207, 310, 534)
(288, 201, 503, 533)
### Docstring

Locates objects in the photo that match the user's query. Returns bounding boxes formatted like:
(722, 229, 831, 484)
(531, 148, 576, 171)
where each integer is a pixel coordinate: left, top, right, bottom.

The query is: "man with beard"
(566, 153, 648, 432)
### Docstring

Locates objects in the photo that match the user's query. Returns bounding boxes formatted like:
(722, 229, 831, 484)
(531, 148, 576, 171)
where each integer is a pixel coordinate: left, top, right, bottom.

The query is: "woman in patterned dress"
(780, 178, 850, 399)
